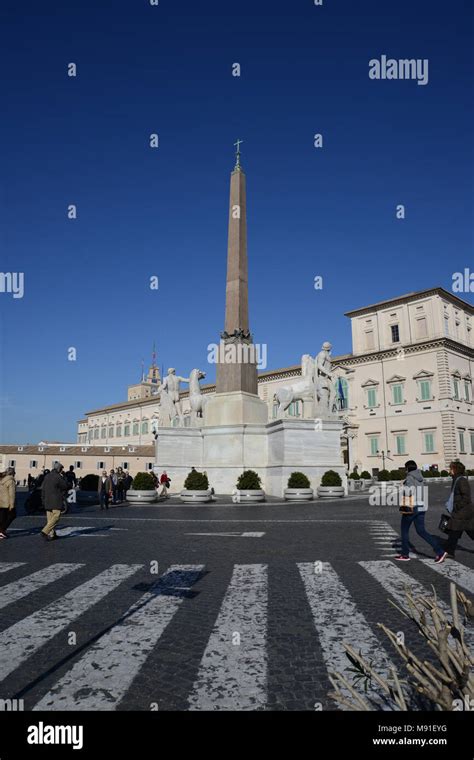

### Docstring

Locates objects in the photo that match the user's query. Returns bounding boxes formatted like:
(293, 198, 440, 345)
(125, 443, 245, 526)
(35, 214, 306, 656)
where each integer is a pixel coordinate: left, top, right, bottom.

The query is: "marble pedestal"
(153, 416, 346, 498)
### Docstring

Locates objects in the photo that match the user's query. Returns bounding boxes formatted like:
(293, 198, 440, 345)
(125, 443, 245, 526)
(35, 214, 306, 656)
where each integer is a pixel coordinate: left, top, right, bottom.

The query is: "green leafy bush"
(440, 470, 449, 477)
(348, 471, 360, 480)
(79, 474, 99, 491)
(184, 470, 209, 490)
(360, 471, 372, 480)
(321, 470, 342, 487)
(390, 469, 405, 481)
(237, 470, 262, 490)
(377, 469, 390, 482)
(287, 472, 311, 488)
(132, 472, 156, 490)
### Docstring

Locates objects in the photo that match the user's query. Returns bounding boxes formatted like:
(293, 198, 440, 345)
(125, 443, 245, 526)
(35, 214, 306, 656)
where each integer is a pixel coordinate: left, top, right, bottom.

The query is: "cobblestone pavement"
(0, 484, 472, 711)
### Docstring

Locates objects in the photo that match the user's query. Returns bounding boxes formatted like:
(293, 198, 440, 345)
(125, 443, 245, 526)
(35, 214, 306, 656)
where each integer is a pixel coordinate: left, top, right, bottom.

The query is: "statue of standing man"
(157, 368, 189, 425)
(315, 342, 336, 416)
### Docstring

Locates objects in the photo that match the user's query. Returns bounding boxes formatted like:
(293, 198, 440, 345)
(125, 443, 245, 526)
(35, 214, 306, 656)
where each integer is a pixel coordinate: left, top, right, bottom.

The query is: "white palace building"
(1, 286, 473, 484)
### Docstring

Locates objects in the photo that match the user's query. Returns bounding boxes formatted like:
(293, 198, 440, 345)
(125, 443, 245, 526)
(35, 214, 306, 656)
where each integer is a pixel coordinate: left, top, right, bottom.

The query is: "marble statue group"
(274, 341, 337, 418)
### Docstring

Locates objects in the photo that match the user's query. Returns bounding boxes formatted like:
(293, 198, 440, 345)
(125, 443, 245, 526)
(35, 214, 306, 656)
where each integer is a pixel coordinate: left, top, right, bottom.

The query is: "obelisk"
(204, 142, 268, 426)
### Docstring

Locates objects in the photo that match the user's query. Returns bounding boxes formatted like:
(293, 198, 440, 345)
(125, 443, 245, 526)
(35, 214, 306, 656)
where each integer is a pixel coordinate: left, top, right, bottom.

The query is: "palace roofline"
(0, 444, 156, 455)
(344, 287, 474, 317)
(78, 335, 474, 421)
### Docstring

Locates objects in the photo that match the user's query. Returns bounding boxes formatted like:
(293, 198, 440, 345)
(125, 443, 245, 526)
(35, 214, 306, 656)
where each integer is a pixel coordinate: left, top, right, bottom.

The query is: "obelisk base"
(204, 391, 268, 427)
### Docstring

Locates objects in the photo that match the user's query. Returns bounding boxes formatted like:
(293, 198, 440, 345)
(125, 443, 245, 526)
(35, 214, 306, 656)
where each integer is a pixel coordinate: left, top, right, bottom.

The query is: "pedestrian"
(40, 462, 69, 542)
(98, 470, 113, 510)
(109, 469, 118, 504)
(0, 467, 17, 539)
(444, 461, 474, 559)
(123, 471, 133, 500)
(116, 467, 125, 503)
(160, 470, 171, 499)
(65, 465, 77, 489)
(395, 460, 446, 563)
(28, 473, 35, 490)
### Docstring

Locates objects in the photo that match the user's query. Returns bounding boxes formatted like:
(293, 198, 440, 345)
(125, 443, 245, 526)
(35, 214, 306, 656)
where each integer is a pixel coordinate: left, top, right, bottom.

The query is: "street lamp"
(377, 449, 391, 470)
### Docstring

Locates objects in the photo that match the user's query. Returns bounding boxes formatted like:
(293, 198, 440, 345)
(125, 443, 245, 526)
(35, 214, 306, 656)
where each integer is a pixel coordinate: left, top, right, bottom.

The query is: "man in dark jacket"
(40, 462, 69, 541)
(445, 461, 474, 558)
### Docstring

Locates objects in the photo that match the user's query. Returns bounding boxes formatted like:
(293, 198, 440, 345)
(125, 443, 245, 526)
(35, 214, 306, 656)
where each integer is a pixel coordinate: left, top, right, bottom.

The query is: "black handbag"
(438, 514, 450, 534)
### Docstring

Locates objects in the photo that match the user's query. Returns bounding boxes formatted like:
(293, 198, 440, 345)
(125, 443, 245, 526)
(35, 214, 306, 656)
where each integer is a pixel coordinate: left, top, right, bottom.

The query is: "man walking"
(40, 462, 69, 542)
(98, 470, 113, 510)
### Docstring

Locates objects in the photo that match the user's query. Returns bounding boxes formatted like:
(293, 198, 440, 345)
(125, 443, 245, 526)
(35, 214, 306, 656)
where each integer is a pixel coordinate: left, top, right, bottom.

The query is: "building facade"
(2, 288, 473, 485)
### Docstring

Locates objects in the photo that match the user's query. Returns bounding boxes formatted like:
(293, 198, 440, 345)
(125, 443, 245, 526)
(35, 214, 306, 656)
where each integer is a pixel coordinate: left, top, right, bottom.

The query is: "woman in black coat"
(444, 461, 474, 558)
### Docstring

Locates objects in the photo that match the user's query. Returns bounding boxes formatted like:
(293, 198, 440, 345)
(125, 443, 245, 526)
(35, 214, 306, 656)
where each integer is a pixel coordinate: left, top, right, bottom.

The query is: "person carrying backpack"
(444, 461, 474, 559)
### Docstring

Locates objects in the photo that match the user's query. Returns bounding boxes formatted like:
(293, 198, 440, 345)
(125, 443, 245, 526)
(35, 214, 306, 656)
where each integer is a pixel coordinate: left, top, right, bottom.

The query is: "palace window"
(369, 436, 379, 456)
(336, 378, 349, 410)
(423, 432, 436, 454)
(101, 427, 106, 439)
(97, 461, 105, 470)
(9, 459, 16, 468)
(453, 377, 460, 401)
(132, 422, 139, 435)
(272, 402, 279, 419)
(288, 401, 301, 417)
(464, 380, 471, 403)
(459, 430, 466, 453)
(390, 325, 400, 343)
(418, 379, 432, 401)
(367, 388, 377, 408)
(29, 460, 38, 468)
(391, 384, 404, 405)
(124, 424, 130, 437)
(116, 425, 122, 437)
(94, 428, 99, 439)
(142, 421, 149, 434)
(365, 331, 375, 350)
(109, 426, 114, 437)
(395, 435, 406, 455)
(470, 431, 474, 454)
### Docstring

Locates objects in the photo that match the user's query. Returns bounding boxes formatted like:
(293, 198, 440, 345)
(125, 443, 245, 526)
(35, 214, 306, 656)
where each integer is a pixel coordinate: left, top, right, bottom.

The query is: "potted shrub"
(180, 469, 212, 503)
(77, 473, 99, 505)
(348, 470, 361, 492)
(377, 469, 391, 482)
(317, 470, 345, 498)
(126, 472, 157, 504)
(284, 472, 313, 501)
(360, 471, 372, 480)
(235, 470, 265, 502)
(440, 470, 450, 478)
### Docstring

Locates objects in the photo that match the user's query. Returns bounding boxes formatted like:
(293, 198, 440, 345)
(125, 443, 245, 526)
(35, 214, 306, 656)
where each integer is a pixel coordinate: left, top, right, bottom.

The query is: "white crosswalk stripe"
(0, 562, 26, 574)
(0, 563, 83, 610)
(298, 562, 395, 707)
(359, 560, 474, 651)
(0, 564, 142, 681)
(34, 565, 204, 711)
(420, 559, 474, 594)
(188, 564, 267, 711)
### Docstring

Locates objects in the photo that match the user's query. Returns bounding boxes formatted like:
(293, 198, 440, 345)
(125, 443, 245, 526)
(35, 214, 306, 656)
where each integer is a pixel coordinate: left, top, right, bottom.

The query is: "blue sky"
(0, 0, 472, 443)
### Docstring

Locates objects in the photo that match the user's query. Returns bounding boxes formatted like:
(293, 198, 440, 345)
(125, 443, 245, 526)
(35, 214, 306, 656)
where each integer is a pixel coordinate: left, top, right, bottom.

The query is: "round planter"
(77, 490, 99, 505)
(180, 489, 212, 503)
(317, 486, 345, 498)
(236, 489, 265, 502)
(284, 488, 314, 501)
(126, 489, 157, 505)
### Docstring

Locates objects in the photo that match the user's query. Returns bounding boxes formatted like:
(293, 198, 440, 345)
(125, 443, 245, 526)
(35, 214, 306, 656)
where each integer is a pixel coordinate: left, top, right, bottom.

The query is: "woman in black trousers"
(445, 461, 474, 558)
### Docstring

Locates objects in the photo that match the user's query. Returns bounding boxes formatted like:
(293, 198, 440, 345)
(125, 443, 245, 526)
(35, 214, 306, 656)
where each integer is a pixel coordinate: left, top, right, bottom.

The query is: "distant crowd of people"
(98, 467, 134, 510)
(0, 464, 136, 541)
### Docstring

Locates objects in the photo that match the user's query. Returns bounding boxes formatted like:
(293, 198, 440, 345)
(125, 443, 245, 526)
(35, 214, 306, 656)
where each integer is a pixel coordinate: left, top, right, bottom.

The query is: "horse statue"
(188, 369, 207, 422)
(274, 354, 315, 417)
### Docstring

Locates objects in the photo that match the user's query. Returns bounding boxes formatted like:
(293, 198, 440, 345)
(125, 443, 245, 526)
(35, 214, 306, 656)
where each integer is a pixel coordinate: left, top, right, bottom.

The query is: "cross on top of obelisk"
(234, 139, 243, 171)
